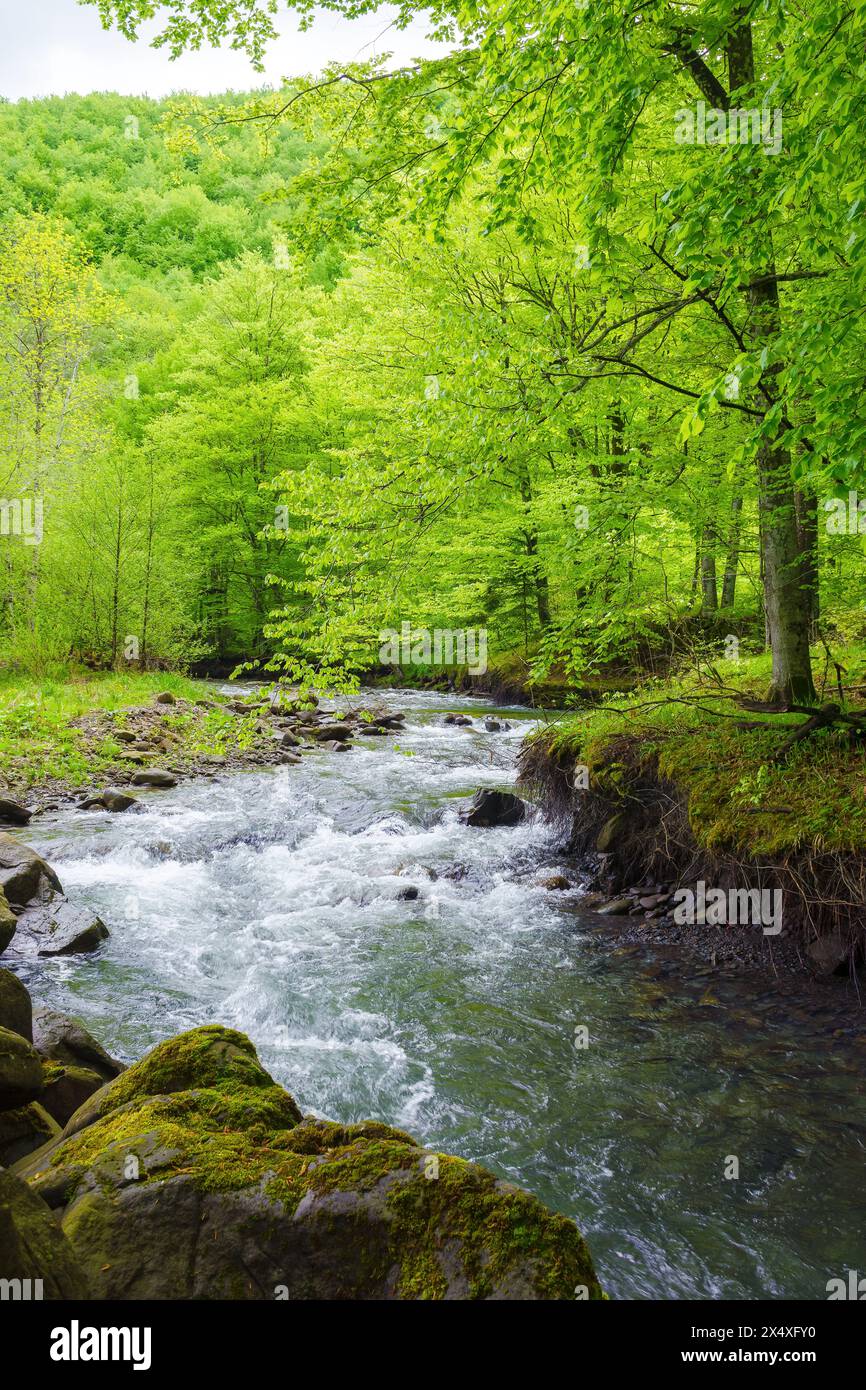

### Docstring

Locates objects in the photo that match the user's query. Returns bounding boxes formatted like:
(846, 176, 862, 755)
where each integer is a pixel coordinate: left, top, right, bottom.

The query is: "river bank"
(0, 673, 410, 812)
(518, 648, 866, 990)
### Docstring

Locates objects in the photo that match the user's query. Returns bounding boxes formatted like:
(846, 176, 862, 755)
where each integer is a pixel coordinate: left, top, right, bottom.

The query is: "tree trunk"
(518, 468, 550, 631)
(699, 526, 718, 612)
(720, 493, 743, 608)
(794, 485, 819, 639)
(727, 21, 815, 703)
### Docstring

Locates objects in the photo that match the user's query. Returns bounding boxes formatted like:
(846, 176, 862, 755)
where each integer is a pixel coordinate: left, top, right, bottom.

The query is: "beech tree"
(88, 0, 866, 701)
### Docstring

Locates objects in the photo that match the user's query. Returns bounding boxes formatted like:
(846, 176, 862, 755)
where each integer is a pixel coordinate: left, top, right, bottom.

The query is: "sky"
(0, 0, 448, 100)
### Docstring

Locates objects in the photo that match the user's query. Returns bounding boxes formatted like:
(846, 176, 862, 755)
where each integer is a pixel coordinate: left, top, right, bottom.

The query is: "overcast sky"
(0, 0, 448, 100)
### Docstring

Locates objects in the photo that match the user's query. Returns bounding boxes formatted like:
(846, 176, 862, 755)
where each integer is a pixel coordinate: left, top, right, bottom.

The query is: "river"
(11, 687, 866, 1300)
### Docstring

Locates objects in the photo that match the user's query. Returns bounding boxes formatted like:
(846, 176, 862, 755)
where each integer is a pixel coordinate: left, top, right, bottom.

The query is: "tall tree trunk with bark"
(726, 20, 815, 703)
(720, 492, 743, 608)
(794, 485, 819, 639)
(700, 533, 719, 613)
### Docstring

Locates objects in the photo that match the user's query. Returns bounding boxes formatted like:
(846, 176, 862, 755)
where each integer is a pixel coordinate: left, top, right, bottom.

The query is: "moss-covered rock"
(40, 1061, 106, 1127)
(57, 1023, 295, 1141)
(0, 968, 32, 1040)
(0, 1099, 60, 1165)
(0, 890, 17, 954)
(18, 1025, 602, 1301)
(0, 1025, 43, 1109)
(0, 1167, 90, 1299)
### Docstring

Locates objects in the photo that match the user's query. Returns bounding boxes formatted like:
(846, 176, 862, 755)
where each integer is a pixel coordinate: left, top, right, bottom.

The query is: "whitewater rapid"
(13, 687, 866, 1300)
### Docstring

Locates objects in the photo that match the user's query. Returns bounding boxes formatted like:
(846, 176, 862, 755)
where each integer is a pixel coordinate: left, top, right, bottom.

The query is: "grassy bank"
(519, 645, 866, 973)
(0, 671, 251, 799)
(523, 645, 866, 857)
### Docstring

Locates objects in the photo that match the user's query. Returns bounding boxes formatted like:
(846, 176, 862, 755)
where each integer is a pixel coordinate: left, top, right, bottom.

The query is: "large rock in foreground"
(0, 1167, 91, 1299)
(16, 1025, 602, 1301)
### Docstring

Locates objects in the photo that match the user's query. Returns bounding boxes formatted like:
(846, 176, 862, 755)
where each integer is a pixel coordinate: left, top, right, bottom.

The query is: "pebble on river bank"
(11, 690, 415, 811)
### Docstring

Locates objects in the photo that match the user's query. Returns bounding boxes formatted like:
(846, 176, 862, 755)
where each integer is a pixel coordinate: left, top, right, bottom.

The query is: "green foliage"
(0, 6, 864, 697)
(0, 670, 204, 789)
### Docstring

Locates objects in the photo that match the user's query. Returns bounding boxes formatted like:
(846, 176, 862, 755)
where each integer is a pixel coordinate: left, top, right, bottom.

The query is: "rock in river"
(15, 900, 109, 957)
(313, 723, 354, 741)
(0, 798, 31, 826)
(78, 789, 140, 813)
(131, 769, 178, 788)
(0, 832, 63, 905)
(464, 788, 527, 828)
(0, 835, 110, 958)
(597, 897, 634, 916)
(13, 1025, 603, 1301)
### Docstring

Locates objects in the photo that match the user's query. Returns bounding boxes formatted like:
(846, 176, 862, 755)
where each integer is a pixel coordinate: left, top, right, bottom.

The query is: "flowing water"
(11, 688, 866, 1300)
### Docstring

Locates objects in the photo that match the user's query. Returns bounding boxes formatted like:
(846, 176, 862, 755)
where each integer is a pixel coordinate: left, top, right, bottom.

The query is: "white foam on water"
(17, 686, 866, 1300)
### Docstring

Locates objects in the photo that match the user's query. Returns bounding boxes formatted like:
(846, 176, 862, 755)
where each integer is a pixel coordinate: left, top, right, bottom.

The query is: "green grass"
(531, 644, 866, 856)
(0, 670, 211, 794)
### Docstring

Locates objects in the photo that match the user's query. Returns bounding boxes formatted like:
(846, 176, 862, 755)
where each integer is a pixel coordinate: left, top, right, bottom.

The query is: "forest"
(1, 1, 863, 700)
(0, 0, 865, 1328)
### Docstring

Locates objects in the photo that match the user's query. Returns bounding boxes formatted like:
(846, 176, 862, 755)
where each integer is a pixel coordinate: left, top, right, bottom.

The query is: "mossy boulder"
(0, 1099, 60, 1165)
(32, 1008, 124, 1081)
(40, 1061, 107, 1127)
(18, 1025, 602, 1301)
(0, 968, 32, 1040)
(0, 833, 62, 904)
(0, 890, 17, 954)
(0, 1167, 91, 1299)
(0, 1025, 43, 1109)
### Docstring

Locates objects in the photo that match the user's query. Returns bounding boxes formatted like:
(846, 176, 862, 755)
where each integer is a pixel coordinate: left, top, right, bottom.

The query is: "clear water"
(11, 688, 866, 1300)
